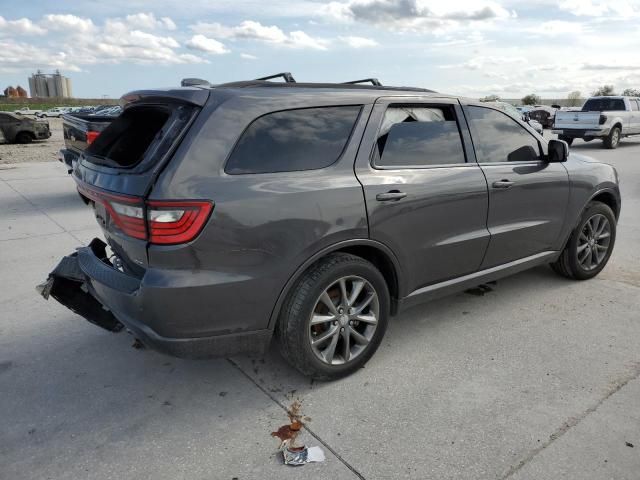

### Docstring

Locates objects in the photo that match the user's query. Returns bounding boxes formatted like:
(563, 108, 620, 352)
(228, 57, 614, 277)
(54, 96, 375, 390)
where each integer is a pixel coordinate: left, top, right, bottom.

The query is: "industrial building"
(28, 70, 73, 98)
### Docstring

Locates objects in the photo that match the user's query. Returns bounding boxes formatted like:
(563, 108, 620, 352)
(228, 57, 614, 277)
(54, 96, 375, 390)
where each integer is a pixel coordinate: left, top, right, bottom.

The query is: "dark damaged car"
(0, 111, 51, 143)
(40, 76, 620, 379)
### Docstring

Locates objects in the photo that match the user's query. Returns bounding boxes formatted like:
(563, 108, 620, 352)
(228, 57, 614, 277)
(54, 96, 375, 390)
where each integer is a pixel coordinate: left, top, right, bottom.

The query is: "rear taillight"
(77, 183, 213, 245)
(599, 114, 607, 125)
(147, 201, 213, 244)
(86, 131, 100, 145)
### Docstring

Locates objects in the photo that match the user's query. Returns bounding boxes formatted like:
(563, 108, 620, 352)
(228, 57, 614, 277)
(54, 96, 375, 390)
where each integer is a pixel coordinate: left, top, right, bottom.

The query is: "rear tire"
(276, 253, 390, 380)
(603, 126, 621, 149)
(551, 201, 616, 280)
(16, 132, 33, 144)
(559, 135, 574, 146)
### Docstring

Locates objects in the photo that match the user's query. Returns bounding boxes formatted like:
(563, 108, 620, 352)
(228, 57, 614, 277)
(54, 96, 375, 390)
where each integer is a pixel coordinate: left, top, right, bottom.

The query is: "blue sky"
(1, 0, 639, 99)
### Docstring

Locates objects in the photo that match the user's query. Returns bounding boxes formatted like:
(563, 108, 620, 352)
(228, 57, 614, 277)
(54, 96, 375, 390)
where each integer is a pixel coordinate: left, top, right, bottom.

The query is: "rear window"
(225, 106, 361, 174)
(582, 98, 626, 111)
(86, 105, 190, 168)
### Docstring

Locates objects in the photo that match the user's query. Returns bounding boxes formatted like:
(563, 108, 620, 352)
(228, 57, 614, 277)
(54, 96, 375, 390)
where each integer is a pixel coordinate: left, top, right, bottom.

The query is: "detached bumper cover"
(38, 238, 272, 358)
(37, 239, 126, 332)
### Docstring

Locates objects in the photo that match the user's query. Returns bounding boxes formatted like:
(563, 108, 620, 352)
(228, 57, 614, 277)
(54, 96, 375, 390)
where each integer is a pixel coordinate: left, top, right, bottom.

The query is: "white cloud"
(125, 13, 176, 30)
(191, 20, 329, 49)
(41, 14, 95, 33)
(193, 20, 287, 42)
(558, 0, 640, 17)
(0, 16, 47, 35)
(529, 20, 585, 36)
(185, 34, 229, 54)
(339, 35, 378, 47)
(0, 39, 80, 73)
(440, 55, 527, 70)
(1, 13, 207, 72)
(240, 53, 258, 59)
(288, 30, 329, 50)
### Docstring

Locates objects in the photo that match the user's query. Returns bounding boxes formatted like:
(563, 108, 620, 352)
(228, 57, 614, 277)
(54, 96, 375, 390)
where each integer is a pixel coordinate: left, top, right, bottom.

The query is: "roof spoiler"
(121, 88, 210, 107)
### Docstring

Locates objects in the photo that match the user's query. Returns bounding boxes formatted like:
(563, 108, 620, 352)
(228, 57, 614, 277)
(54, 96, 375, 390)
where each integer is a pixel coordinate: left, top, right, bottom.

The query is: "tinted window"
(225, 106, 361, 174)
(466, 106, 541, 163)
(582, 98, 626, 111)
(375, 106, 465, 167)
(631, 100, 639, 111)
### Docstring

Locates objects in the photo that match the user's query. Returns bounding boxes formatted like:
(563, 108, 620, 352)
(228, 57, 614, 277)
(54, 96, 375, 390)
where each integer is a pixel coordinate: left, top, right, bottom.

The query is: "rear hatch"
(73, 87, 210, 274)
(554, 111, 601, 129)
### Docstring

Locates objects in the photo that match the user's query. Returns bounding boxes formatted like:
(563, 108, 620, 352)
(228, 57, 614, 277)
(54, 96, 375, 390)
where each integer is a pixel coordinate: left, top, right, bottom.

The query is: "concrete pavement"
(1, 138, 639, 479)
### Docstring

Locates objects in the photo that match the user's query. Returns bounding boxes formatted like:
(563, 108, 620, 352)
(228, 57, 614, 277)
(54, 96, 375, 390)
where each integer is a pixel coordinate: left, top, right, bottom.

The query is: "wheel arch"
(607, 122, 623, 138)
(589, 188, 620, 219)
(559, 187, 620, 252)
(267, 239, 404, 330)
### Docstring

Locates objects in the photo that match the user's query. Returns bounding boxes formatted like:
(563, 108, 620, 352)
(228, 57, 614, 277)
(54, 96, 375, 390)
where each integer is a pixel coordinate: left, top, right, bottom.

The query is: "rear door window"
(374, 106, 466, 167)
(466, 106, 542, 163)
(225, 106, 361, 174)
(630, 100, 639, 111)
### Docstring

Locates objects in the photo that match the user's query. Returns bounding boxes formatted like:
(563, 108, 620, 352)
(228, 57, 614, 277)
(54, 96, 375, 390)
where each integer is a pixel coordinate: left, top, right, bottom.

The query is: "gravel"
(0, 117, 63, 165)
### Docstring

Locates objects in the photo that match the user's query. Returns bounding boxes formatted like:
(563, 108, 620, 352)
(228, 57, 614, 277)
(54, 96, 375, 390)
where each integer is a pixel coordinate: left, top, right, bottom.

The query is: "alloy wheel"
(577, 213, 611, 271)
(308, 276, 379, 366)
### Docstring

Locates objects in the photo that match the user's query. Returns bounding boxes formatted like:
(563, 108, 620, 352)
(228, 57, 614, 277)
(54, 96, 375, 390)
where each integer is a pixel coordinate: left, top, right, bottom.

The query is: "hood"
(570, 151, 606, 164)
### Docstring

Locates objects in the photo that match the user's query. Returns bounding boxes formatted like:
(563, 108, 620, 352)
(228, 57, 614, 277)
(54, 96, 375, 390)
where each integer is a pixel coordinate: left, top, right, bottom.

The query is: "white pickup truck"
(552, 96, 640, 148)
(14, 107, 43, 116)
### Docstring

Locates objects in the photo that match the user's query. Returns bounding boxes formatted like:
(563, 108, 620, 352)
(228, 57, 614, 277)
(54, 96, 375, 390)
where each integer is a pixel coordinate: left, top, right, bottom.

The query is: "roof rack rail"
(342, 78, 382, 86)
(255, 72, 296, 83)
(181, 78, 211, 87)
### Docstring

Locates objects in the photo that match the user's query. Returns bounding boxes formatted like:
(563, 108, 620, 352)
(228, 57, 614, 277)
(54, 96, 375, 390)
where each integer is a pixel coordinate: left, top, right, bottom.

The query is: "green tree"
(480, 94, 500, 102)
(592, 85, 615, 96)
(567, 91, 583, 107)
(521, 94, 541, 105)
(622, 88, 640, 96)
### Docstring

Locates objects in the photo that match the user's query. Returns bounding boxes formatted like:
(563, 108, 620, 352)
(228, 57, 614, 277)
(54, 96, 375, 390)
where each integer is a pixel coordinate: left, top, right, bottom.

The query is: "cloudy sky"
(1, 0, 639, 99)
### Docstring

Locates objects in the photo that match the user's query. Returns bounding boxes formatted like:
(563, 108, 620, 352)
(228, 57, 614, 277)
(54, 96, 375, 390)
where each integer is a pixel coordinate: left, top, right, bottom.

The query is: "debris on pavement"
(271, 399, 324, 466)
(280, 444, 325, 466)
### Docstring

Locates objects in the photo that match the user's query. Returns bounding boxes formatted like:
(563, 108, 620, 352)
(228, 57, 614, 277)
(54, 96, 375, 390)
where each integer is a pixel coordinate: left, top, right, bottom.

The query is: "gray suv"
(40, 76, 620, 379)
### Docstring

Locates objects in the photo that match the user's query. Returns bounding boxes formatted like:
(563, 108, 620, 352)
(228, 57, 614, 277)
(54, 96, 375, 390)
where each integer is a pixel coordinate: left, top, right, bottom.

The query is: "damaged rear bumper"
(38, 238, 272, 358)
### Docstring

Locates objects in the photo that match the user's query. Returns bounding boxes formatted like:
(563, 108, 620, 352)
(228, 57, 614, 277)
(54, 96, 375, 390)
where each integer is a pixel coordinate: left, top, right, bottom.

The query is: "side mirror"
(548, 139, 569, 162)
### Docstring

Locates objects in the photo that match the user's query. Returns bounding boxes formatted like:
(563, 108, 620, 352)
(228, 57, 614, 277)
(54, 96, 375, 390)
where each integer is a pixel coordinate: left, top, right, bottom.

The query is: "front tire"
(16, 132, 33, 144)
(276, 253, 390, 380)
(603, 126, 621, 149)
(551, 201, 616, 280)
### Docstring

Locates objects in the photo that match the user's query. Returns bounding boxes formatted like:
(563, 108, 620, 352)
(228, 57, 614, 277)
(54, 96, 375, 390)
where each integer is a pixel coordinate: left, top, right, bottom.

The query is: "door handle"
(376, 191, 407, 202)
(492, 179, 515, 189)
